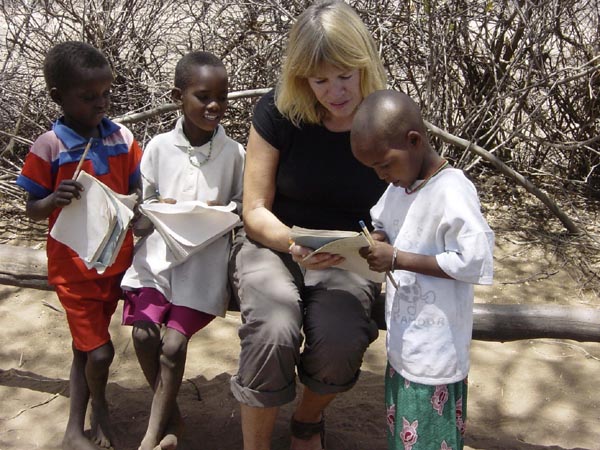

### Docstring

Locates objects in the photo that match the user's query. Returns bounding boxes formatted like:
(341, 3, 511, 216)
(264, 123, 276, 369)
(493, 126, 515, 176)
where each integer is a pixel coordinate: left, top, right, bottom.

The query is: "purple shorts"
(122, 287, 214, 338)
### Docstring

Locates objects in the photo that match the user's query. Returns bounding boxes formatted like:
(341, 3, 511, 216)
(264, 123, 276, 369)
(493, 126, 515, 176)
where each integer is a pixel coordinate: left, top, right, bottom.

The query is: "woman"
(229, 1, 387, 449)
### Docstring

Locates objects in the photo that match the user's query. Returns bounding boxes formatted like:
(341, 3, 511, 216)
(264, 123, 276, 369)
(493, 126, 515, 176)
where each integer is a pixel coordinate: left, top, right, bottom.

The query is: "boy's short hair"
(43, 41, 110, 90)
(174, 51, 226, 90)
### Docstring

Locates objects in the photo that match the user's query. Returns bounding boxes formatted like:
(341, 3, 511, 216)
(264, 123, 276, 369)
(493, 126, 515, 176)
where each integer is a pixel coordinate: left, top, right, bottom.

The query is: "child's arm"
(128, 177, 151, 237)
(361, 240, 452, 280)
(25, 179, 83, 221)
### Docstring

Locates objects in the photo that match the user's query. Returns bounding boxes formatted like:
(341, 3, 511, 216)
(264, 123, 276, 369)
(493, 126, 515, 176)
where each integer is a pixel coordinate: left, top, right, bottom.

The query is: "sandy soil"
(1, 222, 599, 450)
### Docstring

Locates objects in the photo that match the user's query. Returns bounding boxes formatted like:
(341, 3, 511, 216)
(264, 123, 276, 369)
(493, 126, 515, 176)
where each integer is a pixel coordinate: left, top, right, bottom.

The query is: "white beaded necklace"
(186, 128, 217, 168)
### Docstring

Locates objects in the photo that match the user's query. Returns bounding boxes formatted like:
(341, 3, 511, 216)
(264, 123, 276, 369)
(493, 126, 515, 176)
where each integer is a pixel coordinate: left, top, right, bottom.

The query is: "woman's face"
(307, 64, 362, 130)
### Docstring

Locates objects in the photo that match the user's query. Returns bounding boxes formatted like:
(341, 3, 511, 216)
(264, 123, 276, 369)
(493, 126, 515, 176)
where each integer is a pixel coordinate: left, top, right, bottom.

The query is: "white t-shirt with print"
(371, 168, 494, 385)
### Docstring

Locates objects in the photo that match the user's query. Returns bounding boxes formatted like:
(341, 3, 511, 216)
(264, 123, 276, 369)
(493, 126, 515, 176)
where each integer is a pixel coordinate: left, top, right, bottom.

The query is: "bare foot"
(154, 433, 177, 450)
(62, 430, 101, 450)
(90, 402, 114, 449)
(156, 413, 185, 450)
(139, 434, 159, 450)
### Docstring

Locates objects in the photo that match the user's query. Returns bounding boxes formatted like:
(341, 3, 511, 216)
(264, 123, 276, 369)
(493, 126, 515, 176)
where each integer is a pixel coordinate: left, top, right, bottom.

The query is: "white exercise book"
(290, 226, 385, 283)
(50, 171, 138, 274)
(139, 201, 241, 263)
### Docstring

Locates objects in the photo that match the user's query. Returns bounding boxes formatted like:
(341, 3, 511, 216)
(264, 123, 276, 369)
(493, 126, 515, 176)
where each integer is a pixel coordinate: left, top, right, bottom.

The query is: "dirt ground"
(1, 203, 599, 450)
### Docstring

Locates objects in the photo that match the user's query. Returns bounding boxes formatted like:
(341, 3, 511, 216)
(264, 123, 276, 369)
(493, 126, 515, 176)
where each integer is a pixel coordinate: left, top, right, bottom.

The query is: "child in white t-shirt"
(351, 90, 494, 450)
(121, 51, 244, 450)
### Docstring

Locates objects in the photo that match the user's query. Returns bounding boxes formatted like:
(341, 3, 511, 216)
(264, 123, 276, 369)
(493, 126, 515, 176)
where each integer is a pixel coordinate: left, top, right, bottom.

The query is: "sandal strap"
(290, 416, 325, 441)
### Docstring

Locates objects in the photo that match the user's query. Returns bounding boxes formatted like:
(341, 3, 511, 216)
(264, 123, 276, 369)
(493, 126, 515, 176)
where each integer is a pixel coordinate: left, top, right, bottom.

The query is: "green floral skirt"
(385, 363, 467, 450)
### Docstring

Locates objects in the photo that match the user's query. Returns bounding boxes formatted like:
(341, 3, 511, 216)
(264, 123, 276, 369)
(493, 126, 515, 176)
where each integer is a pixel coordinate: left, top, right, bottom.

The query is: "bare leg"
(132, 321, 162, 387)
(133, 323, 185, 450)
(239, 403, 279, 450)
(62, 345, 98, 450)
(146, 328, 188, 450)
(86, 341, 115, 449)
(290, 387, 336, 450)
(133, 322, 162, 450)
(133, 324, 187, 450)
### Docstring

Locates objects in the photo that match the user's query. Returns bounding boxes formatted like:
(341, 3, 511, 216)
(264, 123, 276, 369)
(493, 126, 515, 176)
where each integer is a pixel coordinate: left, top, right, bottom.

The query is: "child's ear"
(49, 87, 62, 105)
(171, 87, 182, 103)
(407, 130, 421, 147)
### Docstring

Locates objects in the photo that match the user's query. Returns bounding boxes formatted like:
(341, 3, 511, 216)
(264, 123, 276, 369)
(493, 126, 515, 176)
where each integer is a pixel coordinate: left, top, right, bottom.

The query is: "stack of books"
(50, 171, 138, 274)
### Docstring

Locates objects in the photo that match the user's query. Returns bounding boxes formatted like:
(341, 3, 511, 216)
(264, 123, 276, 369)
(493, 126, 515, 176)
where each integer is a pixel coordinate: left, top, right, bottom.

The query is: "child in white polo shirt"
(121, 51, 244, 450)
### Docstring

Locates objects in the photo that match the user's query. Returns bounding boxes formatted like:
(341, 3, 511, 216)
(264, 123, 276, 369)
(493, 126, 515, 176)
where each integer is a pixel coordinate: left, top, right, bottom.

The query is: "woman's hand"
(289, 243, 345, 270)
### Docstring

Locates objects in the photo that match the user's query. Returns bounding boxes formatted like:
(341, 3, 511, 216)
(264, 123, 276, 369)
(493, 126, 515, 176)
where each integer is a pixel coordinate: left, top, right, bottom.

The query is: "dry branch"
(1, 0, 597, 201)
(113, 88, 271, 125)
(425, 120, 581, 234)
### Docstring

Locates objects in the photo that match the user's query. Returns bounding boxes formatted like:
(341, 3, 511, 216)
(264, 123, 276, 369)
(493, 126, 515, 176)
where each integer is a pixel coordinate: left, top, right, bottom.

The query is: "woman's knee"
(239, 303, 302, 349)
(321, 328, 370, 364)
(302, 317, 375, 384)
(303, 289, 378, 365)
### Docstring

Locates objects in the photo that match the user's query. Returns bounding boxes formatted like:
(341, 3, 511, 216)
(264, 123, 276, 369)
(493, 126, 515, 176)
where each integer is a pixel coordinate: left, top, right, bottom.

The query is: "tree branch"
(113, 88, 271, 124)
(425, 119, 581, 234)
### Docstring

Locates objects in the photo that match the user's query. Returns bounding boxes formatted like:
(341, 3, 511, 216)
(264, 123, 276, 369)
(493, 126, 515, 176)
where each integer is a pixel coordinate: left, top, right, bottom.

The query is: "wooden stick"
(72, 139, 93, 180)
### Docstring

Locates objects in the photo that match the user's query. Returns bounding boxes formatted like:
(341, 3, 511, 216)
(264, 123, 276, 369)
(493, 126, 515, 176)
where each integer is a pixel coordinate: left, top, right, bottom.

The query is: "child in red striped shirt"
(16, 41, 142, 450)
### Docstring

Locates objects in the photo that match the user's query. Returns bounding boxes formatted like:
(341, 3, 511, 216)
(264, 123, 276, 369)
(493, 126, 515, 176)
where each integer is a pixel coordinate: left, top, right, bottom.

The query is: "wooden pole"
(1, 244, 599, 342)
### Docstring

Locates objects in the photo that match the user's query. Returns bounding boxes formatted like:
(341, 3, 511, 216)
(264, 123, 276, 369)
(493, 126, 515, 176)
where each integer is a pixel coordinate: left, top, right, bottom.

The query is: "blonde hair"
(276, 0, 386, 126)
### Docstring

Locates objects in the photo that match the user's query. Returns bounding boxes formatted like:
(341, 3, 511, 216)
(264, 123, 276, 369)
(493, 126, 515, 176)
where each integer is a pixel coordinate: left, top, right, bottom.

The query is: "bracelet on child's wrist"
(391, 246, 398, 271)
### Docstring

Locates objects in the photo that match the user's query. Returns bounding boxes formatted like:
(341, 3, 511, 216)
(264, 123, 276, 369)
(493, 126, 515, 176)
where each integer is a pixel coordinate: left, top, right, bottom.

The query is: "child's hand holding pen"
(359, 240, 395, 272)
(358, 220, 399, 289)
(50, 138, 88, 209)
(52, 179, 84, 208)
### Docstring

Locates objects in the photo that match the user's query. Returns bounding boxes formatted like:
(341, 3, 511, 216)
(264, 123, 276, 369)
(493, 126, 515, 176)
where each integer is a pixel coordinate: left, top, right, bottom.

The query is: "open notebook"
(139, 201, 241, 263)
(50, 171, 138, 274)
(290, 226, 385, 283)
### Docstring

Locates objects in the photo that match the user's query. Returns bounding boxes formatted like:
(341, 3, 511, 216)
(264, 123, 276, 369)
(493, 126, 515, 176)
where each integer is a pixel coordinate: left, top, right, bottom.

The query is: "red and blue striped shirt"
(17, 117, 142, 284)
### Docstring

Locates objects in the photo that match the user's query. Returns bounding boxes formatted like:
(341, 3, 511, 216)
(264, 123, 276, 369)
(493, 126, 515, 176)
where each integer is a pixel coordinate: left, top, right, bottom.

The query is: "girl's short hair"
(275, 0, 386, 126)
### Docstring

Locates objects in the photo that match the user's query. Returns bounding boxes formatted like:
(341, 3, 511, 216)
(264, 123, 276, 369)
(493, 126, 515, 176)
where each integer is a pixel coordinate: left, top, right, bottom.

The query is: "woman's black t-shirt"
(252, 90, 387, 232)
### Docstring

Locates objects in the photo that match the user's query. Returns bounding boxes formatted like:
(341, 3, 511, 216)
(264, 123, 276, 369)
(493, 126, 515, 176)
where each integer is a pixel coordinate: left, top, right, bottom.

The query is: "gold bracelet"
(391, 246, 398, 271)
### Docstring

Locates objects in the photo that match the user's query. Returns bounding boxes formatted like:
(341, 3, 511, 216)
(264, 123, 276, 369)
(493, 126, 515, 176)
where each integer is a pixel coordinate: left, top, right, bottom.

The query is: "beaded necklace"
(186, 128, 217, 168)
(405, 159, 449, 195)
